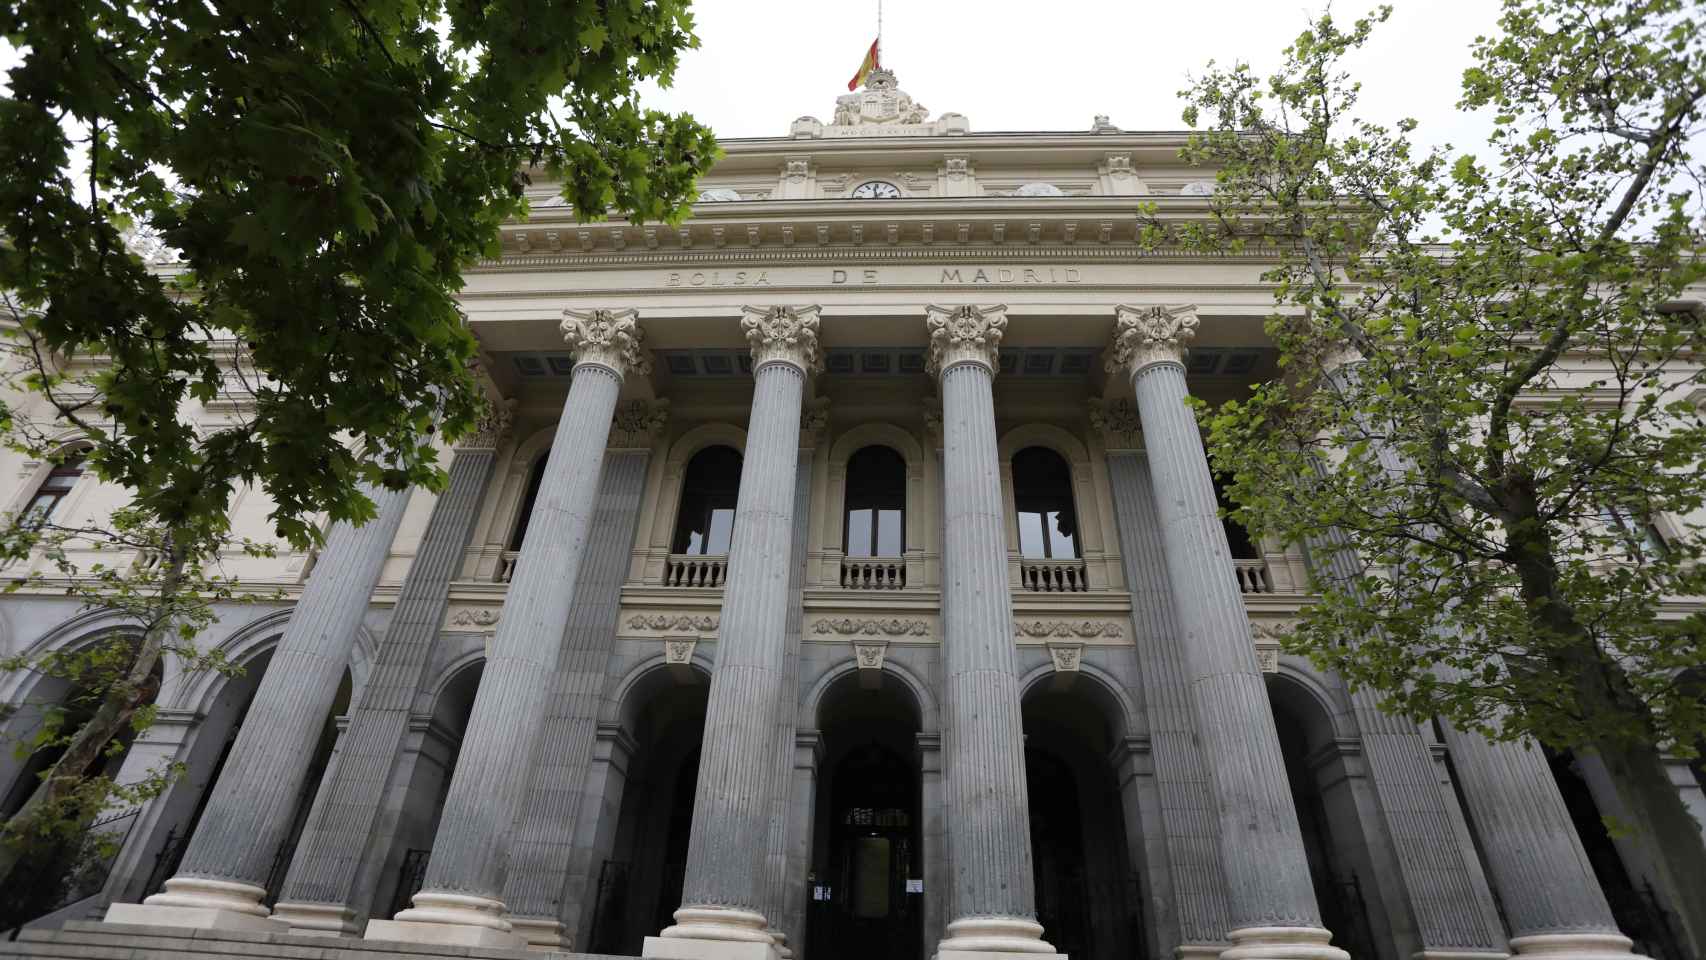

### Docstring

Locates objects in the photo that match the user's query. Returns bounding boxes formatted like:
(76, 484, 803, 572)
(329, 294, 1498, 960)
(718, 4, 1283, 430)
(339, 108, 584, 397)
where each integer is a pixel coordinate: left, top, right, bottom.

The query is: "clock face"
(851, 180, 902, 199)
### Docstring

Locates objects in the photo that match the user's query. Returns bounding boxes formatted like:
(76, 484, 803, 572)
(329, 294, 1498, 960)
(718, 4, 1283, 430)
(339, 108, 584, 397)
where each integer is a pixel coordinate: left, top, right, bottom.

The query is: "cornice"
(468, 242, 1281, 274)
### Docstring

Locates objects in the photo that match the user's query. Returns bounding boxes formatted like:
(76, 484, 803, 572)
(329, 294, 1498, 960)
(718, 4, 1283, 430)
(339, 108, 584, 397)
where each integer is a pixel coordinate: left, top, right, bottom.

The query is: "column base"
(364, 890, 525, 950)
(508, 915, 569, 951)
(270, 900, 361, 936)
(1178, 943, 1232, 960)
(104, 877, 285, 934)
(1509, 934, 1648, 960)
(1412, 951, 1511, 960)
(934, 917, 1064, 959)
(1221, 925, 1352, 960)
(645, 906, 781, 960)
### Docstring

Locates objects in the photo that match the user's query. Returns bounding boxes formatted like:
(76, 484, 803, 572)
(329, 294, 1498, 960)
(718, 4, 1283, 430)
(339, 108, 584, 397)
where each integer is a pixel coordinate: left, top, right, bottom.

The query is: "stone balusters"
(926, 304, 1062, 959)
(643, 306, 821, 960)
(1108, 304, 1347, 960)
(364, 308, 649, 949)
(105, 480, 414, 933)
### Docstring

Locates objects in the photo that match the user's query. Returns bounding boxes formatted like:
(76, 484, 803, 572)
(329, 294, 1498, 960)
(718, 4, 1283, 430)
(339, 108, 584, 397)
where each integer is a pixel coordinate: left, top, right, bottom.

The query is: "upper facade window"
(1212, 472, 1260, 560)
(509, 454, 550, 551)
(23, 446, 90, 526)
(845, 446, 905, 557)
(1013, 182, 1065, 197)
(673, 445, 743, 556)
(698, 188, 742, 202)
(851, 180, 901, 199)
(1012, 447, 1078, 560)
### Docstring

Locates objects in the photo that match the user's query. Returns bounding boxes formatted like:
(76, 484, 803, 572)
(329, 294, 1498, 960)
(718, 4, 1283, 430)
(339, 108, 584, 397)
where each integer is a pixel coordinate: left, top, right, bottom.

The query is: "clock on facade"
(850, 180, 902, 199)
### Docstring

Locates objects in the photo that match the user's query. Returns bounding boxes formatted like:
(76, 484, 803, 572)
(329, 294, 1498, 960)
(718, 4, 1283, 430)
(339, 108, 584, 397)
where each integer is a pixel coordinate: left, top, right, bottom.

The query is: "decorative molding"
(1046, 642, 1084, 673)
(627, 614, 720, 633)
(925, 303, 1007, 375)
(1250, 620, 1290, 674)
(449, 607, 501, 628)
(610, 398, 670, 448)
(1107, 304, 1199, 375)
(457, 397, 516, 452)
(561, 307, 651, 377)
(741, 304, 824, 373)
(1089, 398, 1142, 451)
(1013, 619, 1124, 640)
(810, 616, 930, 638)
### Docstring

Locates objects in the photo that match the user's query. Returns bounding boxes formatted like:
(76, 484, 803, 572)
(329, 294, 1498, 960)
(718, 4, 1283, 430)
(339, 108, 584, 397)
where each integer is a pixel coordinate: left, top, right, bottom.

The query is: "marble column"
(1109, 304, 1346, 960)
(926, 304, 1061, 960)
(643, 305, 821, 960)
(105, 481, 414, 933)
(268, 408, 508, 935)
(365, 307, 648, 949)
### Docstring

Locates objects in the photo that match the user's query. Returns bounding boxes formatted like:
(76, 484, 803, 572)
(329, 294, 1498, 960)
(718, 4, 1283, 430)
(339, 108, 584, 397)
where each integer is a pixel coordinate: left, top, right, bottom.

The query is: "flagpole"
(878, 0, 883, 57)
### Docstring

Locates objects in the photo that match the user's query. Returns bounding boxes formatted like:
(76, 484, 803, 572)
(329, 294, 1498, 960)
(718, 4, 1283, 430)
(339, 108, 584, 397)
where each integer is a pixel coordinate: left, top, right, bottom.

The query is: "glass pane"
(847, 508, 873, 557)
(876, 509, 902, 555)
(685, 530, 705, 555)
(852, 836, 891, 918)
(707, 508, 735, 555)
(1018, 511, 1046, 558)
(1047, 510, 1077, 559)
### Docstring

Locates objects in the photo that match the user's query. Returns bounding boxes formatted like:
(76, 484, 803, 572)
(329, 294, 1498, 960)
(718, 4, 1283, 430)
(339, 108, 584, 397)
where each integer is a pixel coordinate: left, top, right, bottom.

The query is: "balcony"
(840, 557, 907, 590)
(665, 554, 728, 588)
(1234, 559, 1275, 594)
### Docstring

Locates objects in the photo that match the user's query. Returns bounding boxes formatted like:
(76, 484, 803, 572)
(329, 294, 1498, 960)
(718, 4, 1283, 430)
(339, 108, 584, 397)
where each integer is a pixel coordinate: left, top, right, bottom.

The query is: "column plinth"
(644, 306, 819, 960)
(1110, 304, 1345, 960)
(105, 473, 413, 933)
(367, 308, 647, 949)
(924, 305, 1063, 960)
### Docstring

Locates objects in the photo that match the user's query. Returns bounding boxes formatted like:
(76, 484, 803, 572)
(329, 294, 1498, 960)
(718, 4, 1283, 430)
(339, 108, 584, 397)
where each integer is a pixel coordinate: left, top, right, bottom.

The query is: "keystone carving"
(457, 397, 516, 452)
(1107, 305, 1199, 375)
(561, 308, 651, 377)
(742, 305, 824, 373)
(627, 614, 720, 633)
(853, 640, 888, 670)
(1013, 619, 1124, 640)
(664, 637, 697, 665)
(1251, 620, 1290, 674)
(610, 398, 670, 447)
(812, 617, 930, 637)
(925, 304, 1007, 376)
(1047, 642, 1084, 673)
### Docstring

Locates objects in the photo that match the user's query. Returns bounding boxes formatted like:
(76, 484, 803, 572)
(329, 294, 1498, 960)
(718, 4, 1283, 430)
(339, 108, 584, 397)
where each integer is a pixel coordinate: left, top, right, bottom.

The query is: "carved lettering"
(941, 269, 962, 282)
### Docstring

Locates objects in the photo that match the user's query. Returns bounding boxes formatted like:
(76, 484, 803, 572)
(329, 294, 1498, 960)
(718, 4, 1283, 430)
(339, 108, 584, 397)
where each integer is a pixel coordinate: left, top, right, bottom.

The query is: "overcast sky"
(639, 0, 1507, 151)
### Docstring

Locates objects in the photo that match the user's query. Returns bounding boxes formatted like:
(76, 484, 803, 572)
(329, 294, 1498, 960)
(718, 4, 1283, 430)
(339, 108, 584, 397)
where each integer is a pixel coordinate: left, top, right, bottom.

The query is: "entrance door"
(816, 743, 921, 960)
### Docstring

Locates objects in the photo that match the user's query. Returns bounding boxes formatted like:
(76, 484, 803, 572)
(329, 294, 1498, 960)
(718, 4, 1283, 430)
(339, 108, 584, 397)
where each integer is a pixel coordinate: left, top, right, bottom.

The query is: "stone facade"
(3, 72, 1705, 960)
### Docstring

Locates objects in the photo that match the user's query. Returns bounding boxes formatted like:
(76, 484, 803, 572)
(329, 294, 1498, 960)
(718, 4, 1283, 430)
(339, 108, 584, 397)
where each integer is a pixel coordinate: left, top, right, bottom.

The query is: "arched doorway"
(587, 665, 710, 956)
(1267, 675, 1384, 960)
(806, 671, 924, 960)
(1021, 680, 1141, 960)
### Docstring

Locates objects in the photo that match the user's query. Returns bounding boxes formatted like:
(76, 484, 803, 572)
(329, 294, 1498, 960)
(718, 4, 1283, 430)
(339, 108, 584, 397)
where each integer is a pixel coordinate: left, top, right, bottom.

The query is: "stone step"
(0, 922, 634, 960)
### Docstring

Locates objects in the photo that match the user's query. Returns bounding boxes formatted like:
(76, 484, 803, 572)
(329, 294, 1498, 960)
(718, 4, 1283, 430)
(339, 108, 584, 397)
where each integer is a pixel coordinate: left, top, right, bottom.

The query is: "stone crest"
(458, 396, 516, 452)
(832, 69, 929, 126)
(742, 305, 824, 373)
(1107, 305, 1199, 375)
(561, 308, 651, 377)
(925, 304, 1007, 375)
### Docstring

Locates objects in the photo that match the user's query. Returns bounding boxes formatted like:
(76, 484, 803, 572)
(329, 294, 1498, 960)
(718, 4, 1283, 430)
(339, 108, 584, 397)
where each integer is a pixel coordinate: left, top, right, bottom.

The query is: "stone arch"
(823, 423, 928, 582)
(798, 654, 939, 733)
(644, 424, 748, 566)
(0, 607, 144, 704)
(426, 649, 488, 711)
(605, 650, 716, 731)
(1016, 658, 1138, 743)
(996, 423, 1111, 575)
(1270, 660, 1359, 744)
(172, 609, 374, 717)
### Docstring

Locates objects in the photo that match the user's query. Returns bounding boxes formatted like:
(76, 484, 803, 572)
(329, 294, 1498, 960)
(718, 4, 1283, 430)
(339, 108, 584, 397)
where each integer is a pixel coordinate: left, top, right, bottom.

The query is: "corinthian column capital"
(561, 307, 651, 377)
(1108, 304, 1199, 375)
(741, 305, 823, 373)
(925, 303, 1007, 376)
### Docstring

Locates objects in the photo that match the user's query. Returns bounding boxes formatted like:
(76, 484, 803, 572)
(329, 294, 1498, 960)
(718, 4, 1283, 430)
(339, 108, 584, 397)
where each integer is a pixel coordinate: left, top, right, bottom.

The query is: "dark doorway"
(1022, 684, 1141, 960)
(807, 673, 924, 960)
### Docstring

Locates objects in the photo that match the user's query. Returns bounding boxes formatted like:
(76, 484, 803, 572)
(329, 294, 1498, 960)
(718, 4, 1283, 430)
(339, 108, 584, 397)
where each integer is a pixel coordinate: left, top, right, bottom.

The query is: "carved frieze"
(627, 614, 720, 633)
(1107, 304, 1199, 376)
(449, 607, 501, 628)
(561, 308, 651, 377)
(811, 617, 930, 638)
(1013, 619, 1124, 640)
(925, 304, 1007, 375)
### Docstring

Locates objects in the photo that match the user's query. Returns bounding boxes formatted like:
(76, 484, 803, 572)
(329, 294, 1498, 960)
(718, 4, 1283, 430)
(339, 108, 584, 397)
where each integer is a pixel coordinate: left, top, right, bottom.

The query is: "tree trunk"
(0, 540, 185, 888)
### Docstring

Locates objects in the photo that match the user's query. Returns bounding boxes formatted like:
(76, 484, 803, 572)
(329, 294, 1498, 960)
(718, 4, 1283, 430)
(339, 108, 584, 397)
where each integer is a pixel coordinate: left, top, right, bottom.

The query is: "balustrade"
(1234, 558, 1274, 594)
(1020, 557, 1089, 592)
(497, 550, 519, 584)
(664, 553, 727, 588)
(840, 556, 906, 589)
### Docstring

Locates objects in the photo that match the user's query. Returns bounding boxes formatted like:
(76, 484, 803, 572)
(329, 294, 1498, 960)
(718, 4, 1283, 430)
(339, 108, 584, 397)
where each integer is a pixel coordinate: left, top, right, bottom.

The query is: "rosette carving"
(925, 304, 1007, 375)
(561, 307, 651, 377)
(1107, 304, 1199, 375)
(741, 305, 823, 373)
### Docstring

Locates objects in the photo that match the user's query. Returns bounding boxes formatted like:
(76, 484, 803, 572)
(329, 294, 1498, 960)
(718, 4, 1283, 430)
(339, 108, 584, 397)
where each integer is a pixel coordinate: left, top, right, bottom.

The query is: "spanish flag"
(847, 38, 880, 91)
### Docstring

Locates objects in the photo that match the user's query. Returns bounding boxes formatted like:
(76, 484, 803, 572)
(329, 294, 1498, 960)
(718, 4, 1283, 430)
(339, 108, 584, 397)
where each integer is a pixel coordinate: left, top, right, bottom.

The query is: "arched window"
(1012, 447, 1078, 560)
(673, 445, 742, 555)
(508, 453, 549, 551)
(844, 446, 905, 557)
(23, 445, 90, 526)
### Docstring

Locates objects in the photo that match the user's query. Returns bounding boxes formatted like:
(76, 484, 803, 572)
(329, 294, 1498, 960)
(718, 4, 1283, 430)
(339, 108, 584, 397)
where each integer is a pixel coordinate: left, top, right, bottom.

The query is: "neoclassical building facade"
(3, 72, 1704, 960)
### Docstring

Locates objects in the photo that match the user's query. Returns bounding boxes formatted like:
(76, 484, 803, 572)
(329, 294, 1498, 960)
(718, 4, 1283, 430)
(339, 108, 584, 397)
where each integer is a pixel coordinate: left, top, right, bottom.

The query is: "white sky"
(639, 0, 1506, 151)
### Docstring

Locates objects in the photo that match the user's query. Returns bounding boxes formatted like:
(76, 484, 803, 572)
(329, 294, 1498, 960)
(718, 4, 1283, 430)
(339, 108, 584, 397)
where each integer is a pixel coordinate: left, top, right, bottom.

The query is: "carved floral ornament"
(1088, 398, 1142, 451)
(561, 307, 651, 377)
(925, 304, 1007, 376)
(741, 305, 824, 373)
(1013, 619, 1124, 640)
(1106, 304, 1200, 376)
(610, 398, 670, 447)
(458, 396, 517, 452)
(812, 617, 930, 637)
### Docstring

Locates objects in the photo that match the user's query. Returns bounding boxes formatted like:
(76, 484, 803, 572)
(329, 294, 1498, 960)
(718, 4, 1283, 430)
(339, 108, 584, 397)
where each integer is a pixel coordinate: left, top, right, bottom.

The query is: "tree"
(0, 0, 715, 892)
(1161, 0, 1706, 946)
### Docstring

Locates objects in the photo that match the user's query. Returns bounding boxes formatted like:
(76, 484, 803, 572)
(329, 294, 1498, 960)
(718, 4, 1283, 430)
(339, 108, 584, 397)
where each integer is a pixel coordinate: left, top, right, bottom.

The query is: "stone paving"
(0, 922, 629, 960)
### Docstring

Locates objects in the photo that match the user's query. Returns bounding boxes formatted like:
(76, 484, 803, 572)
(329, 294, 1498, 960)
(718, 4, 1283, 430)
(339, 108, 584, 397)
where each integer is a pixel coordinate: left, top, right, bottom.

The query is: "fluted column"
(1110, 304, 1347, 960)
(266, 403, 509, 935)
(106, 481, 414, 933)
(643, 306, 821, 960)
(927, 304, 1060, 960)
(364, 308, 649, 949)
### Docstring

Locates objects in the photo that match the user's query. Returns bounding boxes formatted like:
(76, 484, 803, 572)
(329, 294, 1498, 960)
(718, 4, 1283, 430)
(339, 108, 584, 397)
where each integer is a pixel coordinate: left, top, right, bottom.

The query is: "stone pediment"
(790, 68, 969, 139)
